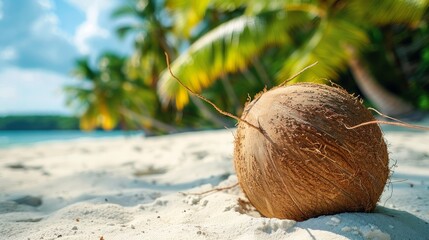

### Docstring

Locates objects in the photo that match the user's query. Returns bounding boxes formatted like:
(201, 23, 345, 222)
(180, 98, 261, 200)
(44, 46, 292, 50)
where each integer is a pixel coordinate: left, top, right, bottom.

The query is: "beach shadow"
(0, 171, 233, 214)
(293, 206, 429, 240)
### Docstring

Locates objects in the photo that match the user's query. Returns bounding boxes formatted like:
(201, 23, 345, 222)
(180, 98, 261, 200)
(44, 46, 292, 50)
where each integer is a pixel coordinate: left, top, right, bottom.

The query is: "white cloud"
(0, 1, 78, 72)
(74, 6, 110, 54)
(37, 0, 53, 10)
(31, 11, 59, 33)
(68, 0, 117, 54)
(0, 67, 73, 114)
(0, 0, 134, 114)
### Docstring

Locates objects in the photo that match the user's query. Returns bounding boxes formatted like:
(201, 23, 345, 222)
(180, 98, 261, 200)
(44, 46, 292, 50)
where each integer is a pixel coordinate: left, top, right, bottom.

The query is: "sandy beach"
(0, 129, 428, 240)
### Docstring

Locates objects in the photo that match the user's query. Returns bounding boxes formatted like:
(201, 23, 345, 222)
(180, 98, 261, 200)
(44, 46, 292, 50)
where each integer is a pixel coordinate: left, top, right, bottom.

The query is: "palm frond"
(72, 58, 98, 81)
(115, 25, 136, 39)
(166, 0, 211, 37)
(166, 0, 316, 37)
(277, 17, 369, 83)
(80, 106, 98, 131)
(63, 86, 94, 109)
(202, 0, 315, 13)
(157, 11, 309, 109)
(346, 0, 429, 26)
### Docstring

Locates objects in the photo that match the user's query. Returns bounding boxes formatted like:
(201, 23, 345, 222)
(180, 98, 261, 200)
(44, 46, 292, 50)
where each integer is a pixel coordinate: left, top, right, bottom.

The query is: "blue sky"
(0, 0, 134, 115)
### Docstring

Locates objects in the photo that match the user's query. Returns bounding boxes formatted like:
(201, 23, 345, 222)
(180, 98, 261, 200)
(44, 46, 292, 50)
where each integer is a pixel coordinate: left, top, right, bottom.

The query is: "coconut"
(234, 83, 389, 221)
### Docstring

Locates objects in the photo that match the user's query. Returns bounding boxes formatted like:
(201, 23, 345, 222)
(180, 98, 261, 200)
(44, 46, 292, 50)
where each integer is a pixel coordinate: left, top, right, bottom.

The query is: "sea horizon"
(0, 130, 144, 148)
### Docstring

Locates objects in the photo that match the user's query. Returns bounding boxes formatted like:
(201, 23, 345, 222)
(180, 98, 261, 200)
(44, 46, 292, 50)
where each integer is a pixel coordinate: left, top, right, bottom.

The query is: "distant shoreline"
(0, 115, 79, 131)
(0, 130, 144, 148)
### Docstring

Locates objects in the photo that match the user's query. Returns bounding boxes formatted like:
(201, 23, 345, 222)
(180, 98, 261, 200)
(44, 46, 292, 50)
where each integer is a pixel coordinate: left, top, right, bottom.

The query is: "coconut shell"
(234, 83, 389, 221)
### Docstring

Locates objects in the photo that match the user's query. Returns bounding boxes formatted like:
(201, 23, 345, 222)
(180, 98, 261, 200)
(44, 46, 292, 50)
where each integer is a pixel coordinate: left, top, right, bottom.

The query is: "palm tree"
(158, 0, 428, 117)
(112, 0, 234, 127)
(65, 53, 176, 133)
(112, 0, 177, 87)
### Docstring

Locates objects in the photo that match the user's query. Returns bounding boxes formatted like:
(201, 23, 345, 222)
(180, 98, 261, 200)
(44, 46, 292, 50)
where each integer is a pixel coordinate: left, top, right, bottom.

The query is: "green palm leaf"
(80, 106, 98, 131)
(157, 11, 310, 109)
(277, 17, 369, 83)
(166, 0, 210, 37)
(346, 0, 429, 25)
(276, 0, 428, 83)
(166, 0, 316, 37)
(72, 58, 98, 81)
(63, 86, 94, 110)
(115, 25, 137, 40)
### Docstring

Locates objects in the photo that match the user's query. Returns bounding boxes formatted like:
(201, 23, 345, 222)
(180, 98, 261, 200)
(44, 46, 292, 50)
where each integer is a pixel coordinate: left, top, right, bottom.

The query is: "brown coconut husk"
(164, 53, 394, 221)
(234, 83, 389, 221)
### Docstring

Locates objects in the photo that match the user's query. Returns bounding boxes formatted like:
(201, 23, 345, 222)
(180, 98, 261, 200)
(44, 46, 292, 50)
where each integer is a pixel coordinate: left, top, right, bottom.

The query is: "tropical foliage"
(112, 0, 177, 86)
(65, 0, 429, 132)
(65, 53, 168, 132)
(159, 0, 429, 112)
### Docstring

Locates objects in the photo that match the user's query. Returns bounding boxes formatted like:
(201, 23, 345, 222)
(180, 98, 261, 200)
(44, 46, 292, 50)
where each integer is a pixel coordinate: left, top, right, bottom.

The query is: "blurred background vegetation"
(60, 0, 429, 134)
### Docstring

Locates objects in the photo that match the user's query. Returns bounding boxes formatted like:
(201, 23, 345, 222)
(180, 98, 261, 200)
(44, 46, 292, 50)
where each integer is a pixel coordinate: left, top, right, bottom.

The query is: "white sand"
(0, 129, 428, 240)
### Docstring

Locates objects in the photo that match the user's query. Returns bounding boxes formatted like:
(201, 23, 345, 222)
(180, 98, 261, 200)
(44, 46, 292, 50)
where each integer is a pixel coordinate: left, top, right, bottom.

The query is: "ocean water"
(0, 130, 144, 148)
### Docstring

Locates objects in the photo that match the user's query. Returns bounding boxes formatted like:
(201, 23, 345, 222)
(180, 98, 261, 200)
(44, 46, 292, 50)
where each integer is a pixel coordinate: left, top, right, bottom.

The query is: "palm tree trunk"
(120, 108, 177, 134)
(346, 46, 414, 117)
